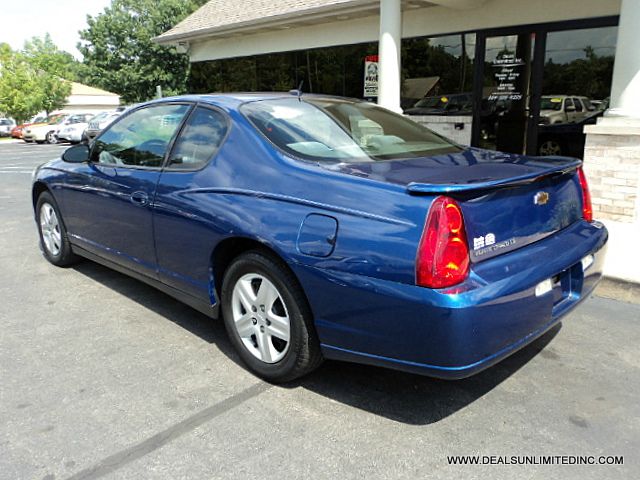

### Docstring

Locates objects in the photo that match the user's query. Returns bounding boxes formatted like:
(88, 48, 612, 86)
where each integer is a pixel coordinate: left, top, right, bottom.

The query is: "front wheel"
(36, 192, 80, 267)
(221, 251, 322, 383)
(538, 139, 563, 156)
(45, 131, 58, 144)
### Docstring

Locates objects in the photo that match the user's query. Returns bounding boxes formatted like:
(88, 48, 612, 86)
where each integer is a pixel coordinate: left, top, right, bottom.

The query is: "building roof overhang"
(154, 0, 487, 45)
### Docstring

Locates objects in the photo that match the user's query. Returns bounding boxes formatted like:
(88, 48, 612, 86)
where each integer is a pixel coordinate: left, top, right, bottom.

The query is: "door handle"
(130, 191, 149, 206)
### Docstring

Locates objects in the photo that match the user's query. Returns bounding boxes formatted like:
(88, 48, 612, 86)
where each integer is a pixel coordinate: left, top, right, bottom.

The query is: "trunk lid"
(327, 147, 584, 262)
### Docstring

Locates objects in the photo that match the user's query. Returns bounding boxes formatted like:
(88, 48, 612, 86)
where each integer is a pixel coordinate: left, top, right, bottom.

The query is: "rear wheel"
(221, 251, 322, 382)
(36, 192, 80, 267)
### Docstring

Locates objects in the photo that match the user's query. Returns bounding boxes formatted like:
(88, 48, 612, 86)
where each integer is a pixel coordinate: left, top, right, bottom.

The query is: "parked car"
(84, 111, 122, 142)
(537, 110, 604, 158)
(22, 114, 67, 144)
(11, 125, 24, 139)
(591, 98, 610, 111)
(56, 113, 96, 144)
(539, 95, 596, 125)
(404, 93, 473, 116)
(12, 115, 47, 140)
(32, 93, 607, 382)
(0, 118, 16, 137)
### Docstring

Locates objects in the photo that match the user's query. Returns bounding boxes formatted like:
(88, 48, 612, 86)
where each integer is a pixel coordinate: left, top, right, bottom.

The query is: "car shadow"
(291, 326, 559, 425)
(72, 260, 561, 426)
(72, 261, 240, 362)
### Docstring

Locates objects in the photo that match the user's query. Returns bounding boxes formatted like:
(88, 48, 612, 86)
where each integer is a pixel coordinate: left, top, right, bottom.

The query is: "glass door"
(472, 18, 618, 157)
(473, 31, 538, 154)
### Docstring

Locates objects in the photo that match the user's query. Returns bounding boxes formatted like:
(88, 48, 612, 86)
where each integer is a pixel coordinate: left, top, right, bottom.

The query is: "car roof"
(142, 92, 362, 110)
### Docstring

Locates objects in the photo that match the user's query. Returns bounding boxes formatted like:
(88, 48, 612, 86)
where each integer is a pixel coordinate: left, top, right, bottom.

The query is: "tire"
(538, 138, 563, 156)
(36, 191, 80, 267)
(45, 131, 58, 144)
(221, 251, 323, 383)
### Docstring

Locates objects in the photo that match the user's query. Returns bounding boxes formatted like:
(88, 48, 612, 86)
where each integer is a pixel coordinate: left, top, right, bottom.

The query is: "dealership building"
(157, 0, 640, 282)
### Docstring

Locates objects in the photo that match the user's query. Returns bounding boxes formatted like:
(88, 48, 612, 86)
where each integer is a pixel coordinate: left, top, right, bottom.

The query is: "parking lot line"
(65, 382, 270, 480)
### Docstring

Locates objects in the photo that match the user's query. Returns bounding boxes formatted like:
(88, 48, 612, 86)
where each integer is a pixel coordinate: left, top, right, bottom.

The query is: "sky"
(0, 0, 113, 59)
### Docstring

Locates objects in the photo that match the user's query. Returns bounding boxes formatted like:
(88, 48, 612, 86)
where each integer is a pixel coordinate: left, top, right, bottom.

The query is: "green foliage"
(543, 47, 614, 100)
(0, 36, 73, 122)
(0, 47, 41, 122)
(23, 35, 73, 115)
(23, 34, 78, 78)
(78, 0, 209, 104)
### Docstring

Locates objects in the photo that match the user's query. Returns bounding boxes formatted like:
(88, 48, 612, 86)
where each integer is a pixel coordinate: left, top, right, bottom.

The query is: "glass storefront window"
(537, 26, 617, 158)
(188, 20, 618, 160)
(401, 34, 476, 112)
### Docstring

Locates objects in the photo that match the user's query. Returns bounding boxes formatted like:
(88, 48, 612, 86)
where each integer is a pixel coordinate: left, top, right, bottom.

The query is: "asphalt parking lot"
(1, 141, 639, 480)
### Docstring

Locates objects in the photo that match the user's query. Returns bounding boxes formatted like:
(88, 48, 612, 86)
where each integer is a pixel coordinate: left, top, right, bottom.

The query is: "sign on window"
(364, 55, 379, 98)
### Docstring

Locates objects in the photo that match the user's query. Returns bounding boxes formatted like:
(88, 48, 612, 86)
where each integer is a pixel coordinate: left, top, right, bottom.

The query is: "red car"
(11, 124, 25, 139)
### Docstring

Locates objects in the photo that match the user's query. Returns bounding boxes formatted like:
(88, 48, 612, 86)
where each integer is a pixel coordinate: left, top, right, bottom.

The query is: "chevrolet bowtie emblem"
(534, 191, 550, 205)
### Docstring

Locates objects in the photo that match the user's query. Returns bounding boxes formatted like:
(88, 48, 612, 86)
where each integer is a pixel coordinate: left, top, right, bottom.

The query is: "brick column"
(583, 0, 640, 283)
(584, 125, 640, 223)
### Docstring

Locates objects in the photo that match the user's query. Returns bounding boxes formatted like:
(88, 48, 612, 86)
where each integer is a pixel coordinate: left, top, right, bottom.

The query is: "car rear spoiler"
(406, 158, 582, 195)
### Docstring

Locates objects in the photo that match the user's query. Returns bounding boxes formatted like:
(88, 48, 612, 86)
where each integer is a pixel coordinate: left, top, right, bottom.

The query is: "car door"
(572, 97, 584, 121)
(153, 105, 230, 301)
(563, 97, 576, 123)
(61, 103, 192, 278)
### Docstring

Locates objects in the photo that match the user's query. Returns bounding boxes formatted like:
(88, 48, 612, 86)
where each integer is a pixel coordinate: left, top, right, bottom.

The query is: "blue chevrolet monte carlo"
(32, 93, 608, 382)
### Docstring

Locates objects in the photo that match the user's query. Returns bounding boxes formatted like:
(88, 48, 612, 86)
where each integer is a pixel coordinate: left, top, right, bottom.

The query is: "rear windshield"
(241, 97, 461, 162)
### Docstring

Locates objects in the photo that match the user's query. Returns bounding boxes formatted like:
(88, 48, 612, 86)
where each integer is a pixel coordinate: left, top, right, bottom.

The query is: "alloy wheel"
(40, 203, 61, 256)
(46, 132, 58, 144)
(231, 273, 291, 363)
(538, 140, 562, 156)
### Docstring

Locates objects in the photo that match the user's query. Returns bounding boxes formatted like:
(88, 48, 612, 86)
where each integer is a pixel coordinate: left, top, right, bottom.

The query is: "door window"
(91, 104, 190, 167)
(167, 107, 229, 169)
(573, 98, 583, 112)
(564, 98, 574, 112)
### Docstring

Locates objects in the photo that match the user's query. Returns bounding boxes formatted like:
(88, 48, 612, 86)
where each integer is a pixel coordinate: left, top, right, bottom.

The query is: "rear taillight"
(577, 167, 593, 222)
(416, 196, 470, 289)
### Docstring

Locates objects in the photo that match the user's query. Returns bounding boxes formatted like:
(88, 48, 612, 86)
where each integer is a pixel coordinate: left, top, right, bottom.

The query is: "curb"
(595, 277, 640, 305)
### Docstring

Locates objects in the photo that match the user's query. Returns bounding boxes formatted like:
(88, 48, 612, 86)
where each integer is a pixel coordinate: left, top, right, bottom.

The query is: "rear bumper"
(295, 220, 608, 379)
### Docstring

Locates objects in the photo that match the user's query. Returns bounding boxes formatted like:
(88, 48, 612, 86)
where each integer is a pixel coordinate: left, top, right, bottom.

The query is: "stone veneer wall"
(583, 132, 640, 223)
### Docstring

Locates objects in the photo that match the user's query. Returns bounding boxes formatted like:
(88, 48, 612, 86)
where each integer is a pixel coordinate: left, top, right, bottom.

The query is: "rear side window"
(91, 104, 190, 168)
(167, 107, 228, 170)
(242, 98, 460, 162)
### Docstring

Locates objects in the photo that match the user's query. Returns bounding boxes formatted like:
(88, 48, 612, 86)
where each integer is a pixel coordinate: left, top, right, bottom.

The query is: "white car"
(84, 111, 123, 142)
(56, 113, 96, 143)
(0, 118, 16, 137)
(539, 96, 596, 125)
(23, 113, 93, 144)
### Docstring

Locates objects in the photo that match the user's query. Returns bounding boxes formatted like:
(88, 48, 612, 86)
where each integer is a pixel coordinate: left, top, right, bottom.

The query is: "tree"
(23, 34, 78, 79)
(1, 37, 74, 122)
(78, 0, 209, 104)
(23, 35, 73, 115)
(0, 46, 42, 123)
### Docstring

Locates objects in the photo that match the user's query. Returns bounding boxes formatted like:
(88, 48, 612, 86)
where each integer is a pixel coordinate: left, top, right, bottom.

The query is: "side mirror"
(62, 144, 90, 163)
(565, 105, 576, 112)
